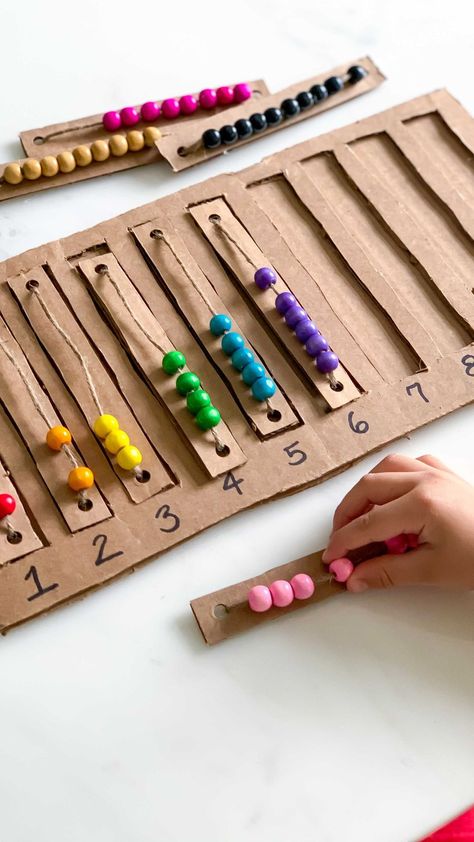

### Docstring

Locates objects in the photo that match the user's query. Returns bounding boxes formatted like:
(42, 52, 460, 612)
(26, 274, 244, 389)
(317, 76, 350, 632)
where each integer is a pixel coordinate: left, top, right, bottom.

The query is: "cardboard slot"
(0, 457, 44, 566)
(7, 267, 174, 503)
(300, 152, 473, 356)
(248, 174, 424, 383)
(131, 218, 301, 438)
(78, 254, 247, 479)
(0, 316, 111, 531)
(189, 198, 361, 410)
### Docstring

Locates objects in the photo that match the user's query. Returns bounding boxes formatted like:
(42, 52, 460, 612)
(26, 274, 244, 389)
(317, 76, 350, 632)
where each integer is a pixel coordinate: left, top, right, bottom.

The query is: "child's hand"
(322, 454, 474, 592)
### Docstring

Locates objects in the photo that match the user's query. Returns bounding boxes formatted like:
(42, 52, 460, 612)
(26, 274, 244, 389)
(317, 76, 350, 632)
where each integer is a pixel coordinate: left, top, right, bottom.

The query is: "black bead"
(325, 76, 344, 95)
(220, 124, 238, 145)
(347, 65, 368, 84)
(310, 84, 328, 101)
(249, 112, 267, 133)
(202, 128, 221, 150)
(264, 107, 283, 127)
(296, 91, 314, 110)
(281, 98, 300, 118)
(234, 118, 253, 139)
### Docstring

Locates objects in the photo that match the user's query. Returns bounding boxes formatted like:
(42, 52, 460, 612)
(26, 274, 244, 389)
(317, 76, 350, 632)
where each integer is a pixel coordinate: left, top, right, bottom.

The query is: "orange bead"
(46, 425, 72, 451)
(68, 466, 94, 491)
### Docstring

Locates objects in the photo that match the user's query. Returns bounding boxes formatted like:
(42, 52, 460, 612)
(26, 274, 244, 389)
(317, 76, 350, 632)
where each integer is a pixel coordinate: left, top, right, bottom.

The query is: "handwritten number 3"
(155, 505, 180, 533)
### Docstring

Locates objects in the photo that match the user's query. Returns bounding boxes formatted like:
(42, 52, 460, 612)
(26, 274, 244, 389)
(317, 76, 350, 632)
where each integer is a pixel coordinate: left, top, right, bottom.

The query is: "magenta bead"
(269, 579, 294, 608)
(285, 305, 307, 329)
(199, 88, 218, 109)
(385, 534, 408, 555)
(290, 573, 315, 600)
(329, 558, 354, 583)
(180, 94, 198, 115)
(248, 584, 273, 613)
(275, 291, 297, 315)
(121, 106, 139, 127)
(295, 318, 318, 343)
(162, 98, 181, 119)
(103, 110, 122, 131)
(141, 101, 161, 122)
(406, 533, 419, 549)
(316, 350, 339, 374)
(233, 82, 252, 103)
(216, 85, 235, 106)
(254, 266, 277, 290)
(305, 333, 328, 357)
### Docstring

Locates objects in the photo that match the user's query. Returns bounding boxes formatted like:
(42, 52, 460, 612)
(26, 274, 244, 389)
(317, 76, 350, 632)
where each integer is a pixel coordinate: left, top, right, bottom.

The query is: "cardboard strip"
(131, 216, 301, 437)
(189, 197, 361, 408)
(78, 254, 247, 478)
(7, 267, 173, 503)
(0, 458, 43, 566)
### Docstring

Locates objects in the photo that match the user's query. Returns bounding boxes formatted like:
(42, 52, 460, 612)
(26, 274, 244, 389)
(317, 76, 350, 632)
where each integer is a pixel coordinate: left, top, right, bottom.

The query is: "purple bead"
(285, 305, 307, 329)
(275, 291, 296, 315)
(316, 350, 339, 373)
(295, 318, 318, 343)
(254, 267, 277, 290)
(305, 333, 329, 357)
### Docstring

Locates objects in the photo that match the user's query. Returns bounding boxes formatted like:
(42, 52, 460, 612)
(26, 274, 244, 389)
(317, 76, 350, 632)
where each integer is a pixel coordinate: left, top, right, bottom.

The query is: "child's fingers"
(416, 454, 457, 474)
(369, 453, 435, 475)
(346, 547, 433, 592)
(332, 472, 425, 531)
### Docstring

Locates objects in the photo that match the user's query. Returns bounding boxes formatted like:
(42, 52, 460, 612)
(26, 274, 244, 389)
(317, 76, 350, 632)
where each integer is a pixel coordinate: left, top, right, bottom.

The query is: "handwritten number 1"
(25, 566, 59, 602)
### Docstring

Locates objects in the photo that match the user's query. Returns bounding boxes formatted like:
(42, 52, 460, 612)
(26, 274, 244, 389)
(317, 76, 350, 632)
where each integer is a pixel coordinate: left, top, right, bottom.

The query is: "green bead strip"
(162, 351, 222, 432)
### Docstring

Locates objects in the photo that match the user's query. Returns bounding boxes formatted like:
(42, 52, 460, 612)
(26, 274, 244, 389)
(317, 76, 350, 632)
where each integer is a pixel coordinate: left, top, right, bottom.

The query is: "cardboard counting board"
(0, 88, 473, 633)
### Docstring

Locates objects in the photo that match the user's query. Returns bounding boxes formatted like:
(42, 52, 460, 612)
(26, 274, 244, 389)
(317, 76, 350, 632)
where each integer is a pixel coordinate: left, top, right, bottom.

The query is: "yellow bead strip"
(93, 415, 143, 475)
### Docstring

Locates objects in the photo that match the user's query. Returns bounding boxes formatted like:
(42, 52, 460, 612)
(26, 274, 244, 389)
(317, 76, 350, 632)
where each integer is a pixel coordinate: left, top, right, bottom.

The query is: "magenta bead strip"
(248, 561, 354, 613)
(102, 83, 253, 132)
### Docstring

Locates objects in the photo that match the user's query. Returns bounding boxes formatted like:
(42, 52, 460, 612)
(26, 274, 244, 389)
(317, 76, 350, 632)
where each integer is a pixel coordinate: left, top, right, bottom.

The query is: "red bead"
(216, 85, 234, 106)
(0, 493, 16, 519)
(162, 98, 180, 119)
(199, 88, 217, 110)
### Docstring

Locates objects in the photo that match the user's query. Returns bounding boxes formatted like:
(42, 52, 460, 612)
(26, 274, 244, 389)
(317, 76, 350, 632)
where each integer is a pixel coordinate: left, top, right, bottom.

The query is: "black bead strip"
(201, 65, 368, 151)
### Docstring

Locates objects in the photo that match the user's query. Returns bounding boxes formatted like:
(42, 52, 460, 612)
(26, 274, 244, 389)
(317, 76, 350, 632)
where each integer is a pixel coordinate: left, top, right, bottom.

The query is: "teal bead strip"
(211, 314, 277, 403)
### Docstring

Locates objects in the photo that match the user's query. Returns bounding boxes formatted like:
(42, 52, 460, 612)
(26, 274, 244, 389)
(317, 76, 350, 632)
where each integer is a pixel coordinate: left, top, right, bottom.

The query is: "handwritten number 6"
(348, 410, 369, 434)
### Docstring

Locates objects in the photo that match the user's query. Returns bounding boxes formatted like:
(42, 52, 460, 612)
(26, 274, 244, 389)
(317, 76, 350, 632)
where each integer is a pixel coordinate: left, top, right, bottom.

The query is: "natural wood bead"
(127, 130, 145, 152)
(109, 134, 129, 156)
(22, 158, 42, 180)
(73, 145, 93, 167)
(57, 151, 76, 173)
(3, 163, 23, 185)
(143, 126, 161, 147)
(40, 156, 59, 177)
(91, 139, 110, 162)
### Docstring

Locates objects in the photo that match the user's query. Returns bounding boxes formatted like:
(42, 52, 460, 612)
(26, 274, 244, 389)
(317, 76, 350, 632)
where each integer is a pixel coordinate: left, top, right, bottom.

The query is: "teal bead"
(231, 347, 254, 371)
(221, 331, 244, 356)
(196, 405, 221, 430)
(176, 371, 201, 396)
(210, 314, 232, 336)
(242, 361, 265, 386)
(251, 376, 277, 401)
(162, 350, 186, 375)
(187, 388, 211, 415)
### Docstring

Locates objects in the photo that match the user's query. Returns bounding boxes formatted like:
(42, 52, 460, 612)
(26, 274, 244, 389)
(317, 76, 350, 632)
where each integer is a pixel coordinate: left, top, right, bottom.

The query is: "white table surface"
(1, 1, 473, 839)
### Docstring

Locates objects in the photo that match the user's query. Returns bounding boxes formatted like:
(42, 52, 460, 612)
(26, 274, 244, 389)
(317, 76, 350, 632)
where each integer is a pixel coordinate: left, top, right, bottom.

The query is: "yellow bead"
(93, 414, 119, 439)
(40, 156, 59, 177)
(3, 163, 23, 185)
(22, 158, 42, 180)
(73, 145, 93, 167)
(46, 425, 72, 451)
(68, 466, 94, 491)
(91, 139, 110, 162)
(109, 135, 129, 156)
(116, 445, 142, 471)
(143, 126, 162, 147)
(105, 429, 130, 454)
(57, 151, 76, 173)
(127, 130, 145, 152)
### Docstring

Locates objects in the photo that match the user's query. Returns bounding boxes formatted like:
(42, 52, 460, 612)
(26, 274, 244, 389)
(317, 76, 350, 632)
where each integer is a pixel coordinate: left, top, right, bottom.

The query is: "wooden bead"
(143, 126, 161, 147)
(57, 151, 76, 173)
(127, 130, 145, 152)
(68, 466, 94, 491)
(3, 163, 23, 185)
(22, 158, 42, 180)
(105, 429, 130, 454)
(91, 140, 110, 162)
(116, 445, 142, 471)
(46, 425, 72, 451)
(40, 156, 59, 177)
(109, 135, 129, 156)
(93, 414, 119, 439)
(73, 145, 93, 167)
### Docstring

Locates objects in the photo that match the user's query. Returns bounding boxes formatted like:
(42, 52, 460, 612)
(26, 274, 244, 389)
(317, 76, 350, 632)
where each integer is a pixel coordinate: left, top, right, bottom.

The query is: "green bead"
(162, 350, 186, 375)
(176, 371, 200, 396)
(195, 405, 221, 430)
(187, 388, 211, 415)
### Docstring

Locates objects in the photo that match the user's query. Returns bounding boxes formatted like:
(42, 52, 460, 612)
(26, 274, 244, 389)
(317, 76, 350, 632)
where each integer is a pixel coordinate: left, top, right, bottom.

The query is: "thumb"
(346, 548, 432, 592)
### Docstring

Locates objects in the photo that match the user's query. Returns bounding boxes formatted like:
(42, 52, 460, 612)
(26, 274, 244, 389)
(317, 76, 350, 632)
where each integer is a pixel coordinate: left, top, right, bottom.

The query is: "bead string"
(0, 492, 21, 544)
(151, 229, 217, 315)
(248, 560, 355, 614)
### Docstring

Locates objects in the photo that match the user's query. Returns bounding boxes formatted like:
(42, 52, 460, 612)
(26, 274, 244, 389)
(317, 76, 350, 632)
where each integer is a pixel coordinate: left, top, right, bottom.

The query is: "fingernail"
(348, 579, 368, 593)
(322, 550, 328, 561)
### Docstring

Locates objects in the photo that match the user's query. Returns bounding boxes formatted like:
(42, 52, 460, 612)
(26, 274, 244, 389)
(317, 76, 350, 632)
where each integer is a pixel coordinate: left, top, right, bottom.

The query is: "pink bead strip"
(248, 572, 315, 613)
(102, 82, 253, 132)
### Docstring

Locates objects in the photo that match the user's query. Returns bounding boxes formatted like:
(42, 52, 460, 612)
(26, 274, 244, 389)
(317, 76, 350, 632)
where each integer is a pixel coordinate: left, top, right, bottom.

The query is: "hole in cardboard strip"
(209, 213, 221, 224)
(216, 444, 231, 457)
(177, 147, 187, 158)
(149, 229, 164, 240)
(7, 530, 23, 545)
(33, 136, 45, 145)
(267, 408, 282, 422)
(136, 469, 151, 484)
(25, 279, 39, 291)
(330, 381, 344, 392)
(213, 603, 229, 620)
(78, 497, 93, 512)
(95, 263, 109, 275)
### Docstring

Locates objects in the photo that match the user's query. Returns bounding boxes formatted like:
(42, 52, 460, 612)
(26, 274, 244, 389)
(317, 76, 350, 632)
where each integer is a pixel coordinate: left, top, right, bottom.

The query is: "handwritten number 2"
(93, 534, 124, 567)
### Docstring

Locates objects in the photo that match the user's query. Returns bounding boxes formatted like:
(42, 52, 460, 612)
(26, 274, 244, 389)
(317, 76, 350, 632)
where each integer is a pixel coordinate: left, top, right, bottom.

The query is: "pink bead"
(329, 558, 354, 583)
(248, 585, 272, 613)
(179, 94, 198, 115)
(269, 579, 294, 608)
(141, 101, 161, 122)
(120, 106, 139, 127)
(290, 573, 315, 600)
(199, 88, 218, 110)
(385, 534, 408, 555)
(233, 82, 252, 103)
(162, 98, 181, 119)
(102, 110, 122, 131)
(216, 85, 235, 106)
(406, 533, 419, 549)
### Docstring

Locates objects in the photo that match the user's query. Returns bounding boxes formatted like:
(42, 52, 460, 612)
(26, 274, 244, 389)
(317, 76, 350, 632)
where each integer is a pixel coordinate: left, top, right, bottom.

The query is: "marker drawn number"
(461, 354, 474, 376)
(24, 565, 59, 602)
(348, 410, 369, 434)
(155, 504, 180, 533)
(406, 382, 429, 403)
(283, 441, 307, 466)
(222, 471, 244, 495)
(93, 533, 124, 567)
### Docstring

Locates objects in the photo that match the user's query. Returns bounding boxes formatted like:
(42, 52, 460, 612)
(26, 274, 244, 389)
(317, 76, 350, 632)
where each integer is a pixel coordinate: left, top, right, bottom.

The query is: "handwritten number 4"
(223, 471, 244, 495)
